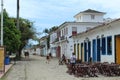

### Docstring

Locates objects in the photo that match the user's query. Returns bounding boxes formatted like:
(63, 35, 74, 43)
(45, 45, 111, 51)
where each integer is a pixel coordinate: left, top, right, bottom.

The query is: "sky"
(1, 0, 120, 44)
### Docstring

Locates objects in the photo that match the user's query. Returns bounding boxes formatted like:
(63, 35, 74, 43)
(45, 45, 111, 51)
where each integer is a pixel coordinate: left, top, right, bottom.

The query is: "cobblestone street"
(3, 55, 120, 80)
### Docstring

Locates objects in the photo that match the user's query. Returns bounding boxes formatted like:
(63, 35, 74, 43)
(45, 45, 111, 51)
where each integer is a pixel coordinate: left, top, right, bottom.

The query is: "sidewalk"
(0, 64, 13, 78)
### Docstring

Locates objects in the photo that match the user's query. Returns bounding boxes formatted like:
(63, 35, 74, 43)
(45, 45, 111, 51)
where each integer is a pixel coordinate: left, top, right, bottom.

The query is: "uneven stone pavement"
(4, 61, 26, 80)
(4, 55, 120, 80)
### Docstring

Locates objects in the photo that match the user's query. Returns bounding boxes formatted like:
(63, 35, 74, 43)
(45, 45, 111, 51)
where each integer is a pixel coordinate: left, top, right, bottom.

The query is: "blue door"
(93, 39, 97, 62)
(84, 42, 87, 62)
(88, 41, 91, 61)
(102, 37, 106, 55)
(97, 39, 101, 62)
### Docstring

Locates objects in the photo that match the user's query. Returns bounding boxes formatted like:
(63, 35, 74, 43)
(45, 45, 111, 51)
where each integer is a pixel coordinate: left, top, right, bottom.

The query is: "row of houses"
(39, 9, 120, 64)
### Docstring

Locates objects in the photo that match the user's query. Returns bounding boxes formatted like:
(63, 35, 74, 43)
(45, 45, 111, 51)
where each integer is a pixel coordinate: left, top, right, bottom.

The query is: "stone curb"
(0, 64, 14, 79)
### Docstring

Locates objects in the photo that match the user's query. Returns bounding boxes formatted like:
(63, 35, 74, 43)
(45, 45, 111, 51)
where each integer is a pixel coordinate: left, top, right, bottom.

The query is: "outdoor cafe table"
(100, 63, 120, 76)
(75, 64, 90, 77)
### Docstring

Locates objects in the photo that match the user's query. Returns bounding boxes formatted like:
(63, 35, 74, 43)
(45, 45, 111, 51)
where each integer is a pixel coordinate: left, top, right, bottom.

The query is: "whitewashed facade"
(29, 48, 41, 55)
(39, 36, 48, 56)
(50, 31, 57, 57)
(73, 19, 120, 64)
(50, 9, 105, 59)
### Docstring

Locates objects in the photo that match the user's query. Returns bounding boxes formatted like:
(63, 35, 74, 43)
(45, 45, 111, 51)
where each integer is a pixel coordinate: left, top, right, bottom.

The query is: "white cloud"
(1, 0, 120, 32)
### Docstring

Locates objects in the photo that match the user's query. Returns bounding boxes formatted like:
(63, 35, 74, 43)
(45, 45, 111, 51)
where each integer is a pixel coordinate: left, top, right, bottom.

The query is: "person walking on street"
(61, 54, 66, 64)
(24, 51, 29, 60)
(46, 54, 50, 64)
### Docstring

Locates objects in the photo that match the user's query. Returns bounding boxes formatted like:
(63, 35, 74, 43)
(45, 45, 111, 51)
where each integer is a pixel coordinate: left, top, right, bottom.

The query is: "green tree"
(17, 18, 36, 58)
(1, 9, 21, 54)
(0, 9, 36, 59)
(43, 26, 58, 34)
(49, 26, 58, 33)
(43, 26, 58, 49)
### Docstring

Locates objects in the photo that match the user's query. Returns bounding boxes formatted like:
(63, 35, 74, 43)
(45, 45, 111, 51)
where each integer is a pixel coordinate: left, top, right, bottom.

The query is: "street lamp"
(1, 0, 3, 46)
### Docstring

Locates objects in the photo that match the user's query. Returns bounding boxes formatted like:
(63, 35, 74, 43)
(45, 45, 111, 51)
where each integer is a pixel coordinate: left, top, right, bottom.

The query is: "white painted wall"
(50, 32, 57, 43)
(50, 32, 57, 57)
(82, 14, 104, 22)
(40, 39, 48, 56)
(53, 9, 105, 59)
(57, 22, 102, 59)
(36, 48, 40, 55)
(75, 13, 104, 22)
(73, 20, 120, 63)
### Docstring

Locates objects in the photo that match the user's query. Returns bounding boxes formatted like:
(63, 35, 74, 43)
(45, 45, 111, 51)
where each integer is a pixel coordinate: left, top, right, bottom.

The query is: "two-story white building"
(50, 9, 105, 59)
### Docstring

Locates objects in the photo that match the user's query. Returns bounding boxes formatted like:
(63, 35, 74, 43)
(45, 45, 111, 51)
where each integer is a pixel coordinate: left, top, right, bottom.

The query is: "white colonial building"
(50, 9, 106, 59)
(73, 18, 120, 64)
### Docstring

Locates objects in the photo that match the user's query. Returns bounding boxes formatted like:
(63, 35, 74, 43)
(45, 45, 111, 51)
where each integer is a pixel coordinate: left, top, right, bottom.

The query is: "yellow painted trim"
(116, 36, 120, 64)
(81, 45, 84, 62)
(74, 44, 76, 55)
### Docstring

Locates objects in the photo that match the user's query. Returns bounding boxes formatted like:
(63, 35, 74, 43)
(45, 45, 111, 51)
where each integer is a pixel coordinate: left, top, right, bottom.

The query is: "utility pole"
(1, 0, 3, 46)
(17, 0, 19, 30)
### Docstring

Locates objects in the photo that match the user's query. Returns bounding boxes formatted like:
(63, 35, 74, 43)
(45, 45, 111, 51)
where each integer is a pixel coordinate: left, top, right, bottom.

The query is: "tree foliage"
(43, 26, 58, 34)
(18, 18, 35, 53)
(2, 9, 21, 53)
(0, 9, 36, 58)
(43, 26, 59, 49)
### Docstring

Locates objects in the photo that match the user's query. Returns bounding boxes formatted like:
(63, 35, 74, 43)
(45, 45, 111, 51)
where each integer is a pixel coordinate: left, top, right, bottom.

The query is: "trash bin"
(5, 56, 10, 65)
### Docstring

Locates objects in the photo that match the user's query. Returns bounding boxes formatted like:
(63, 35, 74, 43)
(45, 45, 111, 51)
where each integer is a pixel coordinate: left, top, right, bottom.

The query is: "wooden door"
(116, 36, 120, 64)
